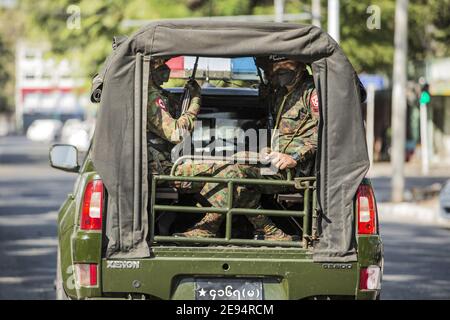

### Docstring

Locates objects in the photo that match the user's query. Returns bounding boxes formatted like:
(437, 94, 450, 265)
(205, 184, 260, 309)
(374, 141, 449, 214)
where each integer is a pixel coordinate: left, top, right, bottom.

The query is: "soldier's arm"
(283, 88, 320, 165)
(177, 96, 201, 131)
(147, 90, 200, 144)
(284, 130, 318, 165)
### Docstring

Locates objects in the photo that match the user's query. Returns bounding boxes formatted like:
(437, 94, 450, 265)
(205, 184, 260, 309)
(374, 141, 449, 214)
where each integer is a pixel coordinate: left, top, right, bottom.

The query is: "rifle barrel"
(180, 57, 199, 115)
(191, 56, 199, 80)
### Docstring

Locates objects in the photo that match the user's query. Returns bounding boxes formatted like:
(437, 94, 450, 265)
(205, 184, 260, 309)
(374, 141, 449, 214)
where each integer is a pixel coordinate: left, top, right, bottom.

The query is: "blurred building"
(0, 0, 16, 8)
(15, 42, 89, 133)
(426, 58, 450, 162)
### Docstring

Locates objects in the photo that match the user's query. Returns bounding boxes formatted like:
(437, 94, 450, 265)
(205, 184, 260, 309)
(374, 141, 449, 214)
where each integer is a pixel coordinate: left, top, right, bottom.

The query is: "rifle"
(172, 57, 200, 160)
(179, 56, 200, 116)
(254, 58, 274, 133)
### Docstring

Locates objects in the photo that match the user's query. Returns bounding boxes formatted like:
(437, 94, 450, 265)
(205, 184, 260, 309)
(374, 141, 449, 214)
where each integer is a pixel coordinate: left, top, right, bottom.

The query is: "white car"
(439, 181, 450, 227)
(61, 119, 94, 152)
(26, 119, 63, 143)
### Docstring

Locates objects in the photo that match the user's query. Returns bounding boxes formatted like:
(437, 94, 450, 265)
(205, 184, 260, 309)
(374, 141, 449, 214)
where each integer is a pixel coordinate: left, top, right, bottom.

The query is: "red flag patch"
(310, 92, 319, 114)
(155, 97, 167, 111)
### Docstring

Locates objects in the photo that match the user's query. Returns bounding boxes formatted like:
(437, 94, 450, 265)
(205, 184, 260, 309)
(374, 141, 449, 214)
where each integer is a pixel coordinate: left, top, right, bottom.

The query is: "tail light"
(74, 263, 98, 287)
(356, 184, 377, 235)
(360, 266, 381, 290)
(80, 179, 104, 230)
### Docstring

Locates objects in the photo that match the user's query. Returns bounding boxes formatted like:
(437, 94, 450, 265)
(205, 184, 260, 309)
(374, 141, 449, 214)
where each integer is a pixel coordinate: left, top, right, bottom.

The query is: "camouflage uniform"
(175, 74, 320, 240)
(147, 83, 201, 175)
(145, 83, 285, 237)
(271, 73, 320, 176)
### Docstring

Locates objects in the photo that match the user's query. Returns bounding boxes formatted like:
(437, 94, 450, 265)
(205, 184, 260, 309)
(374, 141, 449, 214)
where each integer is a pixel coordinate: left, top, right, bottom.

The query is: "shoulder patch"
(310, 91, 319, 114)
(154, 97, 167, 112)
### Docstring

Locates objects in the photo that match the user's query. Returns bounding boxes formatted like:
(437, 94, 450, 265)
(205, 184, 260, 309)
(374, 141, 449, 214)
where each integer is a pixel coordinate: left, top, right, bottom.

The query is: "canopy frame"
(92, 21, 369, 262)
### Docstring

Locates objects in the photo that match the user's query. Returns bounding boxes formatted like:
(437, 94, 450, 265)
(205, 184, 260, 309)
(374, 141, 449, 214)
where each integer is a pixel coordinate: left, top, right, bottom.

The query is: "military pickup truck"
(50, 20, 383, 300)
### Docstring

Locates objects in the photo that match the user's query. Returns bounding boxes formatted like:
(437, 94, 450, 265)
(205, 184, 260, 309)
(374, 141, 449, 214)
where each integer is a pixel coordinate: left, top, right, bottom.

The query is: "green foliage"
(408, 0, 450, 61)
(0, 8, 25, 113)
(5, 0, 450, 90)
(0, 34, 12, 112)
(338, 0, 396, 74)
(338, 0, 449, 75)
(177, 0, 449, 77)
(19, 0, 194, 76)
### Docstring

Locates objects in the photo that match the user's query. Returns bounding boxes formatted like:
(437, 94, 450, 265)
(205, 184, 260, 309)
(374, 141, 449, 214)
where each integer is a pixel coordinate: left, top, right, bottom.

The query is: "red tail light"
(356, 184, 377, 235)
(80, 179, 104, 230)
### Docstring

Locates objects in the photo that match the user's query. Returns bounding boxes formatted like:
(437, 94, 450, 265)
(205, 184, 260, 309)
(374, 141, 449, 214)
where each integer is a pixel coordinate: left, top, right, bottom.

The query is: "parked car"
(439, 181, 450, 227)
(26, 119, 62, 142)
(61, 119, 93, 152)
(50, 21, 383, 300)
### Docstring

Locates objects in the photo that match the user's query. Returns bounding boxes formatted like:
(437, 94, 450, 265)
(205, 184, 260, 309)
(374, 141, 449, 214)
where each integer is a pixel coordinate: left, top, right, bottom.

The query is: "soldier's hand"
(259, 147, 272, 164)
(186, 80, 201, 97)
(260, 147, 271, 155)
(177, 118, 190, 131)
(266, 152, 297, 170)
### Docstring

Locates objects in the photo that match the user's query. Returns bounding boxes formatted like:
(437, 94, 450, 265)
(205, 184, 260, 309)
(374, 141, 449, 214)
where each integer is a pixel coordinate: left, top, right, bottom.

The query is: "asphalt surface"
(380, 220, 450, 299)
(1, 135, 450, 299)
(0, 136, 76, 299)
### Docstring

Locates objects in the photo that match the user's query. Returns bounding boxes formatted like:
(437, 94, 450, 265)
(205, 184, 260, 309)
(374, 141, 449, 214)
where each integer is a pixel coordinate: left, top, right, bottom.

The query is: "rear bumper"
(100, 246, 379, 300)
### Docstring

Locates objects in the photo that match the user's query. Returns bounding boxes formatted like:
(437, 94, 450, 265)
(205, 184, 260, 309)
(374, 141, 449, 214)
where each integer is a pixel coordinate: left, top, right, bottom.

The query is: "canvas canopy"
(91, 20, 369, 262)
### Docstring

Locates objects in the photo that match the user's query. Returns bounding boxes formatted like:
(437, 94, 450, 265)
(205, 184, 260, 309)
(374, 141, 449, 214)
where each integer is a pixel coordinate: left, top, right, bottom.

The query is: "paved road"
(1, 135, 450, 299)
(380, 219, 450, 299)
(0, 135, 76, 299)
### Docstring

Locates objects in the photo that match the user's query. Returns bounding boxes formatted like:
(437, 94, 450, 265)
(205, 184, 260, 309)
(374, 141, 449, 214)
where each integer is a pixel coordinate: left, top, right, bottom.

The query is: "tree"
(178, 0, 450, 77)
(338, 0, 449, 76)
(0, 34, 12, 113)
(0, 7, 25, 113)
(19, 0, 194, 78)
(408, 0, 450, 63)
(15, 0, 450, 80)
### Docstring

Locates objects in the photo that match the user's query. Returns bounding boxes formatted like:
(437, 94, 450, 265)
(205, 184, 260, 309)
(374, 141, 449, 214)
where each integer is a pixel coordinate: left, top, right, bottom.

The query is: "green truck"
(50, 21, 383, 300)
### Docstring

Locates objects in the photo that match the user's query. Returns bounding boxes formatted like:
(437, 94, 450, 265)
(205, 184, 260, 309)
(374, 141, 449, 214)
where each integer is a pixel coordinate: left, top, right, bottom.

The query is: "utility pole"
(328, 0, 340, 43)
(391, 0, 409, 203)
(274, 0, 285, 23)
(366, 84, 376, 169)
(312, 0, 321, 27)
(419, 81, 431, 175)
(15, 41, 23, 134)
(420, 102, 429, 175)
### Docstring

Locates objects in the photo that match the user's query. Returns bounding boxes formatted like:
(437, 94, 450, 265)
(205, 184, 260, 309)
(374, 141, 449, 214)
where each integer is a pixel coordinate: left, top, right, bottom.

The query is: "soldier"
(146, 58, 288, 240)
(146, 57, 202, 175)
(267, 56, 319, 176)
(174, 56, 320, 241)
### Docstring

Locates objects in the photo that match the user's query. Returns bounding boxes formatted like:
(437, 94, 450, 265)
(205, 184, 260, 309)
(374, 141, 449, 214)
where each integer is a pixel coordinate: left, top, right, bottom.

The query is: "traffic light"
(420, 82, 430, 105)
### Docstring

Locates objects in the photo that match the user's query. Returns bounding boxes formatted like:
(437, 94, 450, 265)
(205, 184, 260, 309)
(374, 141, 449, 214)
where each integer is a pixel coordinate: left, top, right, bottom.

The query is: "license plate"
(195, 278, 263, 300)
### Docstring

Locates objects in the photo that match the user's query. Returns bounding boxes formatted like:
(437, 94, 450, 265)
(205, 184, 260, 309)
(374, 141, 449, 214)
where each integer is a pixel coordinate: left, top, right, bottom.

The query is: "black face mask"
(152, 64, 171, 86)
(273, 69, 297, 88)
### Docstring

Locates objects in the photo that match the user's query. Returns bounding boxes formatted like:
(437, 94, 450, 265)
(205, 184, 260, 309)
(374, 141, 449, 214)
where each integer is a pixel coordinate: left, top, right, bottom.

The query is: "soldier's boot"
(173, 213, 224, 238)
(248, 214, 294, 241)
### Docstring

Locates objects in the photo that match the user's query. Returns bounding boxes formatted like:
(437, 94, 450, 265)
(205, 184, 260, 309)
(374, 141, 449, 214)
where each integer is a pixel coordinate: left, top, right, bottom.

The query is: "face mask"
(273, 69, 298, 88)
(152, 64, 171, 86)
